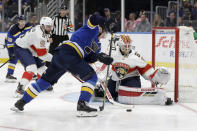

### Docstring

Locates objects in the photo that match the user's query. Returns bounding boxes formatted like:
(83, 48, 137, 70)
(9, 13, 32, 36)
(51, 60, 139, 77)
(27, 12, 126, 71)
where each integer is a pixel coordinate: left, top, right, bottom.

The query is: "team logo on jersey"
(8, 38, 13, 43)
(113, 62, 130, 79)
(40, 40, 45, 47)
(84, 40, 99, 54)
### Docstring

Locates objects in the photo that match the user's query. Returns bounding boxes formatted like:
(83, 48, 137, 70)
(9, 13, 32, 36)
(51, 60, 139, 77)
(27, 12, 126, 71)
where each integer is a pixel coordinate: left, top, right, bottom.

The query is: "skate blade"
(10, 107, 22, 112)
(76, 111, 98, 117)
(5, 79, 17, 83)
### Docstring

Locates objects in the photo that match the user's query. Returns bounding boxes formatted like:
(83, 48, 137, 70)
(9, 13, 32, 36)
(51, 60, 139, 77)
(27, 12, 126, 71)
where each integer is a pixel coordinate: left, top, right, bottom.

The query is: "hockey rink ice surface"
(0, 64, 197, 131)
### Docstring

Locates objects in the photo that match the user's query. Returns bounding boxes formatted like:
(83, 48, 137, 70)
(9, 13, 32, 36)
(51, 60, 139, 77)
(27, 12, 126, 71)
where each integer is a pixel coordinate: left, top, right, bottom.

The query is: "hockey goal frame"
(152, 27, 179, 103)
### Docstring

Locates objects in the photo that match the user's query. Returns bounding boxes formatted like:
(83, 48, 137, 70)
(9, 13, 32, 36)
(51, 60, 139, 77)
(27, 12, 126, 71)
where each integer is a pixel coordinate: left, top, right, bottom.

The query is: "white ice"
(0, 64, 197, 131)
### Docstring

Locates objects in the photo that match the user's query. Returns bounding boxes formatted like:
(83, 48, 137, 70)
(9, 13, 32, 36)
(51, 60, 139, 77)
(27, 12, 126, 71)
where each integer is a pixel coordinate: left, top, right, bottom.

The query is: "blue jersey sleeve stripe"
(13, 32, 21, 37)
(24, 26, 32, 30)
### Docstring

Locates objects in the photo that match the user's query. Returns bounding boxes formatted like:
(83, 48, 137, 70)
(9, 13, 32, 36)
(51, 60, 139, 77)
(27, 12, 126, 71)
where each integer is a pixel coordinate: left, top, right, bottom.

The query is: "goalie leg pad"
(118, 86, 170, 105)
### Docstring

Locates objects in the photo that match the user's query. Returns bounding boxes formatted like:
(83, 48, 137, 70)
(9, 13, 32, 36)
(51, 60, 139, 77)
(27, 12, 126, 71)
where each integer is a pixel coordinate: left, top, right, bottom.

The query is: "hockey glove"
(97, 52, 113, 65)
(84, 53, 98, 64)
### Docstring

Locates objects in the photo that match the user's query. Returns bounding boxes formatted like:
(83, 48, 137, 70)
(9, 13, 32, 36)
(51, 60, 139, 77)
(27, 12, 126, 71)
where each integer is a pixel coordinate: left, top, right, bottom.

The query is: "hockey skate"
(10, 98, 26, 112)
(14, 83, 25, 98)
(76, 100, 98, 117)
(5, 74, 17, 83)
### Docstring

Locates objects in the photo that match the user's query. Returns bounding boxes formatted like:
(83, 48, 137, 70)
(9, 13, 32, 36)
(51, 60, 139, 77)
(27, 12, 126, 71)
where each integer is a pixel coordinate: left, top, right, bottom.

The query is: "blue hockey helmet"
(18, 15, 26, 21)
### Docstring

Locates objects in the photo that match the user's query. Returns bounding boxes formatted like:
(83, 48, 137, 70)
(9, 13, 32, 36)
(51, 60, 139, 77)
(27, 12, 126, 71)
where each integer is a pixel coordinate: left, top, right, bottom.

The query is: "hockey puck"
(126, 109, 132, 112)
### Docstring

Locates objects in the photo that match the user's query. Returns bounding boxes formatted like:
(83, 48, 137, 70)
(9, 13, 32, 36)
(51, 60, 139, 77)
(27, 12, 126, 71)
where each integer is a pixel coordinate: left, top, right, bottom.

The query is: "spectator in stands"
(104, 8, 113, 32)
(168, 3, 184, 18)
(134, 14, 151, 32)
(182, 0, 192, 20)
(125, 12, 136, 32)
(153, 14, 164, 27)
(111, 10, 121, 32)
(165, 11, 177, 27)
(191, 1, 197, 20)
(135, 10, 147, 26)
(29, 13, 38, 26)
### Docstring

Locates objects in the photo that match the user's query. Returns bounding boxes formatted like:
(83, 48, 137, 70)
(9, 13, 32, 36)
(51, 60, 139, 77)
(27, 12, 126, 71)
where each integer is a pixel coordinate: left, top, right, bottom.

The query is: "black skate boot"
(5, 73, 17, 83)
(165, 97, 173, 105)
(10, 98, 26, 112)
(77, 100, 98, 117)
(15, 83, 25, 98)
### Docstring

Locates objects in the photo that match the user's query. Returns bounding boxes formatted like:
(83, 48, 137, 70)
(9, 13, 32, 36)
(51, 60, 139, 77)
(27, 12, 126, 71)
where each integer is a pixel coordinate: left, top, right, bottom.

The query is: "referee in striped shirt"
(47, 5, 73, 66)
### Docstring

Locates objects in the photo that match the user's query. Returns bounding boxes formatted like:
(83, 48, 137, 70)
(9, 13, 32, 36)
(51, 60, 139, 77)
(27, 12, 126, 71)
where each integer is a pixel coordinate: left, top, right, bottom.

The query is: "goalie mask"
(117, 35, 133, 57)
(40, 17, 53, 34)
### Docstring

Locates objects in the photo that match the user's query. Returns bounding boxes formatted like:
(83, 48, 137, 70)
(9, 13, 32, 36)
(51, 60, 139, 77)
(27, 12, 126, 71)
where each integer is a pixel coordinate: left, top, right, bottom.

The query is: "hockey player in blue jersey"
(11, 14, 113, 117)
(5, 15, 32, 82)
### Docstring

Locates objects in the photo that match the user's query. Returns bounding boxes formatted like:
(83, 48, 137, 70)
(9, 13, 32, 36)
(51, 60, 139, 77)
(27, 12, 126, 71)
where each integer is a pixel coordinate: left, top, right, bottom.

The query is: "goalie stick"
(99, 81, 134, 109)
(72, 63, 134, 110)
(99, 33, 114, 111)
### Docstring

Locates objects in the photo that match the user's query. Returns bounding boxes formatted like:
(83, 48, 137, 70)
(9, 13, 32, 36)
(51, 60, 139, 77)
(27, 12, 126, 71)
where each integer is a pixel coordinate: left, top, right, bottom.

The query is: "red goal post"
(152, 27, 179, 103)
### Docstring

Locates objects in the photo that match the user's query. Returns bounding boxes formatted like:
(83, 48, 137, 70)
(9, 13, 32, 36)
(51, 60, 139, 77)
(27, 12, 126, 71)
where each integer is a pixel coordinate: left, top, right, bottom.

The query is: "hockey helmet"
(40, 17, 53, 26)
(40, 17, 53, 33)
(60, 5, 68, 10)
(18, 15, 26, 21)
(117, 35, 132, 56)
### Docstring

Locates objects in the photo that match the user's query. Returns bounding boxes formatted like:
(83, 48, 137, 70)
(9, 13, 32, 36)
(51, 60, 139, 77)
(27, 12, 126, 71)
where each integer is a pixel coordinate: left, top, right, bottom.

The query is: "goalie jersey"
(15, 25, 52, 61)
(110, 48, 156, 82)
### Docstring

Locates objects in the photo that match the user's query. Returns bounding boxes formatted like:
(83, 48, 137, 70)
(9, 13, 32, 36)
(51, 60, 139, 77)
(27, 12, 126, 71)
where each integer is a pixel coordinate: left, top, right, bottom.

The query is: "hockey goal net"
(152, 26, 197, 103)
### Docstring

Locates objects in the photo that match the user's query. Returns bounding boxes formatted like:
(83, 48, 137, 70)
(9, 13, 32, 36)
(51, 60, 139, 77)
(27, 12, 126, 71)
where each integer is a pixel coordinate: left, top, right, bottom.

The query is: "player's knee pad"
(37, 66, 47, 75)
(85, 73, 98, 87)
(31, 78, 51, 92)
(26, 64, 37, 74)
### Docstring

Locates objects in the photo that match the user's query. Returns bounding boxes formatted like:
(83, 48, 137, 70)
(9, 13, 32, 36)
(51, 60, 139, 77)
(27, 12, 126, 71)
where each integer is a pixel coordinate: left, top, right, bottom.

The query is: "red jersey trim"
(30, 45, 47, 56)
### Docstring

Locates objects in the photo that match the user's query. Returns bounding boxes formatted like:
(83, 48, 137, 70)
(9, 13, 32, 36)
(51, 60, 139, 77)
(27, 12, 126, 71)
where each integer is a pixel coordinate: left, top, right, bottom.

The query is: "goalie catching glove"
(97, 52, 113, 65)
(151, 67, 171, 86)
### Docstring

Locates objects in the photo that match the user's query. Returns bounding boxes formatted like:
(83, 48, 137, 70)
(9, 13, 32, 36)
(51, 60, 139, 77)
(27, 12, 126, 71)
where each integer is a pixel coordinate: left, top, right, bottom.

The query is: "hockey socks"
(22, 78, 51, 103)
(79, 82, 95, 102)
(20, 71, 34, 86)
(7, 57, 18, 75)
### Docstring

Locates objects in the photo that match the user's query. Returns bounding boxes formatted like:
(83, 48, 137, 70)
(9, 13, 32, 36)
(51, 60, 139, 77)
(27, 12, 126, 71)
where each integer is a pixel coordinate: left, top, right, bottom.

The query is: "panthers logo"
(40, 40, 45, 47)
(113, 63, 130, 79)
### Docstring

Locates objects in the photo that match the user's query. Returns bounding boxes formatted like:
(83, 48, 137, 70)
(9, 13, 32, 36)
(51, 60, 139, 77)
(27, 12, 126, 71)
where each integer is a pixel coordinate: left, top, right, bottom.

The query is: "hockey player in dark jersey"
(11, 14, 113, 117)
(5, 15, 32, 82)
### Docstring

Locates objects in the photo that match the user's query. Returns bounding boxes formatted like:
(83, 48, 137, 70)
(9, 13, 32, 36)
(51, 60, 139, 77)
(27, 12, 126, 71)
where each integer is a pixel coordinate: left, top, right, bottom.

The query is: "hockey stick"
(99, 33, 114, 111)
(0, 56, 15, 68)
(0, 59, 10, 68)
(99, 81, 134, 109)
(72, 66, 133, 110)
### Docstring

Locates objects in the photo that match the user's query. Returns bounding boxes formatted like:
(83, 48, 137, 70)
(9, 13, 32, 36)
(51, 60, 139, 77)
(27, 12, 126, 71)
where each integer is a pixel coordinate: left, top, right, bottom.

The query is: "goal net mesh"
(153, 26, 197, 103)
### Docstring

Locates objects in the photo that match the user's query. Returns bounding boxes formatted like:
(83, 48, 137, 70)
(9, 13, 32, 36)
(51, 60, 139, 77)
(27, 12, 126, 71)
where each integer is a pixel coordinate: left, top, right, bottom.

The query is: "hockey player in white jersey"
(96, 35, 173, 105)
(14, 17, 53, 97)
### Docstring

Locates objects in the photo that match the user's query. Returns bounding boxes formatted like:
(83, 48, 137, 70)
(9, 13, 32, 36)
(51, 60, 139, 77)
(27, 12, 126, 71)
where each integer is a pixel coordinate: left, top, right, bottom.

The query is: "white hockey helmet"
(40, 17, 53, 27)
(117, 35, 132, 56)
